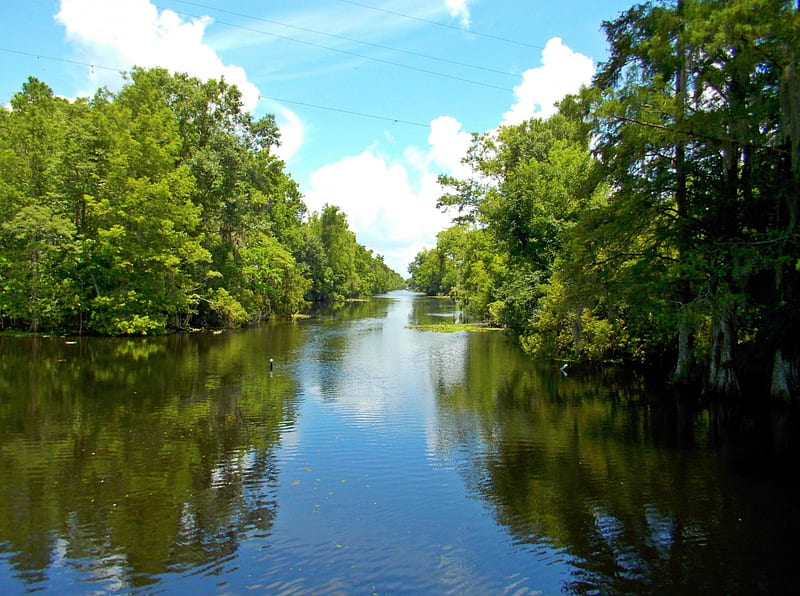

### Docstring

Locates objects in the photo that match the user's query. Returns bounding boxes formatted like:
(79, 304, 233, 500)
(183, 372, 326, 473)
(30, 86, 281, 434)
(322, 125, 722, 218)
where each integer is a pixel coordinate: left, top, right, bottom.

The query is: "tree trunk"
(29, 247, 39, 333)
(771, 349, 799, 401)
(572, 303, 583, 356)
(673, 313, 693, 384)
(708, 302, 741, 397)
(770, 23, 800, 401)
(672, 0, 694, 385)
(769, 264, 800, 402)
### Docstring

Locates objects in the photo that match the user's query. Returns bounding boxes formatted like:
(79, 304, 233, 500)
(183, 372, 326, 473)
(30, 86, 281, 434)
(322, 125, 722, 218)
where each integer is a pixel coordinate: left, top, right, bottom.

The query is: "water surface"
(0, 291, 796, 594)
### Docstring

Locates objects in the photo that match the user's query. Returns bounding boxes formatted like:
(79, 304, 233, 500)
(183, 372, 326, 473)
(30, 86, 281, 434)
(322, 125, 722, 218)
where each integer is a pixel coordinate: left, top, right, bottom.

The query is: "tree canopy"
(0, 68, 404, 335)
(410, 0, 800, 401)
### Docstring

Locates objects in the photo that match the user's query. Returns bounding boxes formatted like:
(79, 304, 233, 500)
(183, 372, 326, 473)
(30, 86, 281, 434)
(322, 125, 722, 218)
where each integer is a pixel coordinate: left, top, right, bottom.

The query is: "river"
(0, 290, 796, 594)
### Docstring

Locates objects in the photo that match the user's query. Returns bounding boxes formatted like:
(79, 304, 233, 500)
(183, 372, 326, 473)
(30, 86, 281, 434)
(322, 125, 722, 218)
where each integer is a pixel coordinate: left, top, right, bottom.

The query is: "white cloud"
(304, 37, 596, 273)
(303, 116, 472, 274)
(55, 0, 304, 159)
(55, 1, 250, 105)
(427, 116, 472, 178)
(502, 37, 594, 125)
(445, 0, 472, 28)
(270, 104, 305, 163)
(303, 151, 448, 274)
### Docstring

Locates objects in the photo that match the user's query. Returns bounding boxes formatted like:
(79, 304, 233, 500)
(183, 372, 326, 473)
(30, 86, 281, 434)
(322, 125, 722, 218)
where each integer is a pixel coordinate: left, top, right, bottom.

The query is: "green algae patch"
(406, 323, 503, 333)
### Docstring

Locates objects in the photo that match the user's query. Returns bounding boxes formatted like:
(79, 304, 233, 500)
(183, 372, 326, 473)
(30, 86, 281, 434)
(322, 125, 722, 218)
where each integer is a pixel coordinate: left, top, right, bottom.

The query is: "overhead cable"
(260, 95, 430, 128)
(0, 47, 436, 129)
(333, 0, 545, 50)
(0, 47, 124, 74)
(170, 0, 520, 78)
(166, 7, 514, 92)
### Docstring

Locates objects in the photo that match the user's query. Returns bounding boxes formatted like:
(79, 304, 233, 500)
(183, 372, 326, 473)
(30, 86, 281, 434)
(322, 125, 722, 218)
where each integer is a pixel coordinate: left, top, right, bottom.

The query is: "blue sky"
(1, 0, 634, 274)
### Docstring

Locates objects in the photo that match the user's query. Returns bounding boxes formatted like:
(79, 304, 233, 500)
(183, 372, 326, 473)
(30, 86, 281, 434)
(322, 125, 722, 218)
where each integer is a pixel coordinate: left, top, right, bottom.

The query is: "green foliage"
(206, 287, 249, 328)
(407, 246, 457, 296)
(587, 0, 800, 395)
(410, 1, 800, 399)
(417, 113, 606, 336)
(301, 205, 402, 303)
(0, 69, 400, 334)
(237, 233, 310, 318)
(0, 205, 79, 331)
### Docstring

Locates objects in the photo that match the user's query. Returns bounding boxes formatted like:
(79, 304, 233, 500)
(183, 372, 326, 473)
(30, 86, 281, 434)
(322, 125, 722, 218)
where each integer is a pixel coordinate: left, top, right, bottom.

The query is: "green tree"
(0, 69, 407, 334)
(4, 78, 66, 206)
(0, 205, 78, 331)
(299, 205, 404, 302)
(82, 71, 210, 334)
(237, 232, 310, 318)
(0, 79, 85, 332)
(428, 112, 605, 336)
(591, 0, 800, 397)
(407, 246, 456, 296)
(302, 205, 358, 302)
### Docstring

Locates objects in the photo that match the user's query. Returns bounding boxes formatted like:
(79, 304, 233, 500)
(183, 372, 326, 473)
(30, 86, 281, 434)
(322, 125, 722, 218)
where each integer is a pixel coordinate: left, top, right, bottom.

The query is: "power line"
(260, 95, 430, 128)
(165, 7, 514, 92)
(2, 4, 543, 130)
(170, 0, 520, 78)
(0, 47, 436, 130)
(333, 0, 544, 50)
(0, 47, 124, 74)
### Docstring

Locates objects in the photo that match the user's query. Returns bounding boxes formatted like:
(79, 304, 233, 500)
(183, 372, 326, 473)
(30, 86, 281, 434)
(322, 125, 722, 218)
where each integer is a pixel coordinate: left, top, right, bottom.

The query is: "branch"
(609, 115, 790, 155)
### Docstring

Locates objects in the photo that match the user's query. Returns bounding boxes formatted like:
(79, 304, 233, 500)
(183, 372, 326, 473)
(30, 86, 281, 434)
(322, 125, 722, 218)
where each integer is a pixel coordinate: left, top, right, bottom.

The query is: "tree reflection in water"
(2, 295, 797, 594)
(430, 331, 798, 595)
(0, 326, 302, 590)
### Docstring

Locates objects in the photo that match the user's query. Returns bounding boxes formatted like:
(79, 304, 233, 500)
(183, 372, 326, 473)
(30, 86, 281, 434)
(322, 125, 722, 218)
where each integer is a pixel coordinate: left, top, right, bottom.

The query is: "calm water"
(0, 291, 796, 594)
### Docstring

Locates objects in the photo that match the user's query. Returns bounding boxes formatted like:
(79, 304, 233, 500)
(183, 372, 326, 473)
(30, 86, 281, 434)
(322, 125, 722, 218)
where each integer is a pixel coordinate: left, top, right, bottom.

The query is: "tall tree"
(593, 0, 800, 398)
(433, 112, 605, 336)
(0, 79, 77, 331)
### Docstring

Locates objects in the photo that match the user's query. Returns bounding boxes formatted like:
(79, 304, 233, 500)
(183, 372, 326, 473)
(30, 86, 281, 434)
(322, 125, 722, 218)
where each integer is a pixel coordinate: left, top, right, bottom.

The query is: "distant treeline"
(0, 67, 404, 335)
(409, 0, 800, 401)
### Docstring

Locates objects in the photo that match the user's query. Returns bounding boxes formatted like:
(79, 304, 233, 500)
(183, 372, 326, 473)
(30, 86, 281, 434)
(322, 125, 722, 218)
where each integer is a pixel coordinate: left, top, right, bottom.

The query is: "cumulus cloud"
(427, 116, 472, 178)
(310, 37, 596, 273)
(303, 117, 471, 274)
(270, 103, 305, 164)
(303, 151, 448, 273)
(55, 0, 303, 159)
(502, 37, 594, 125)
(56, 0, 256, 108)
(445, 0, 472, 28)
